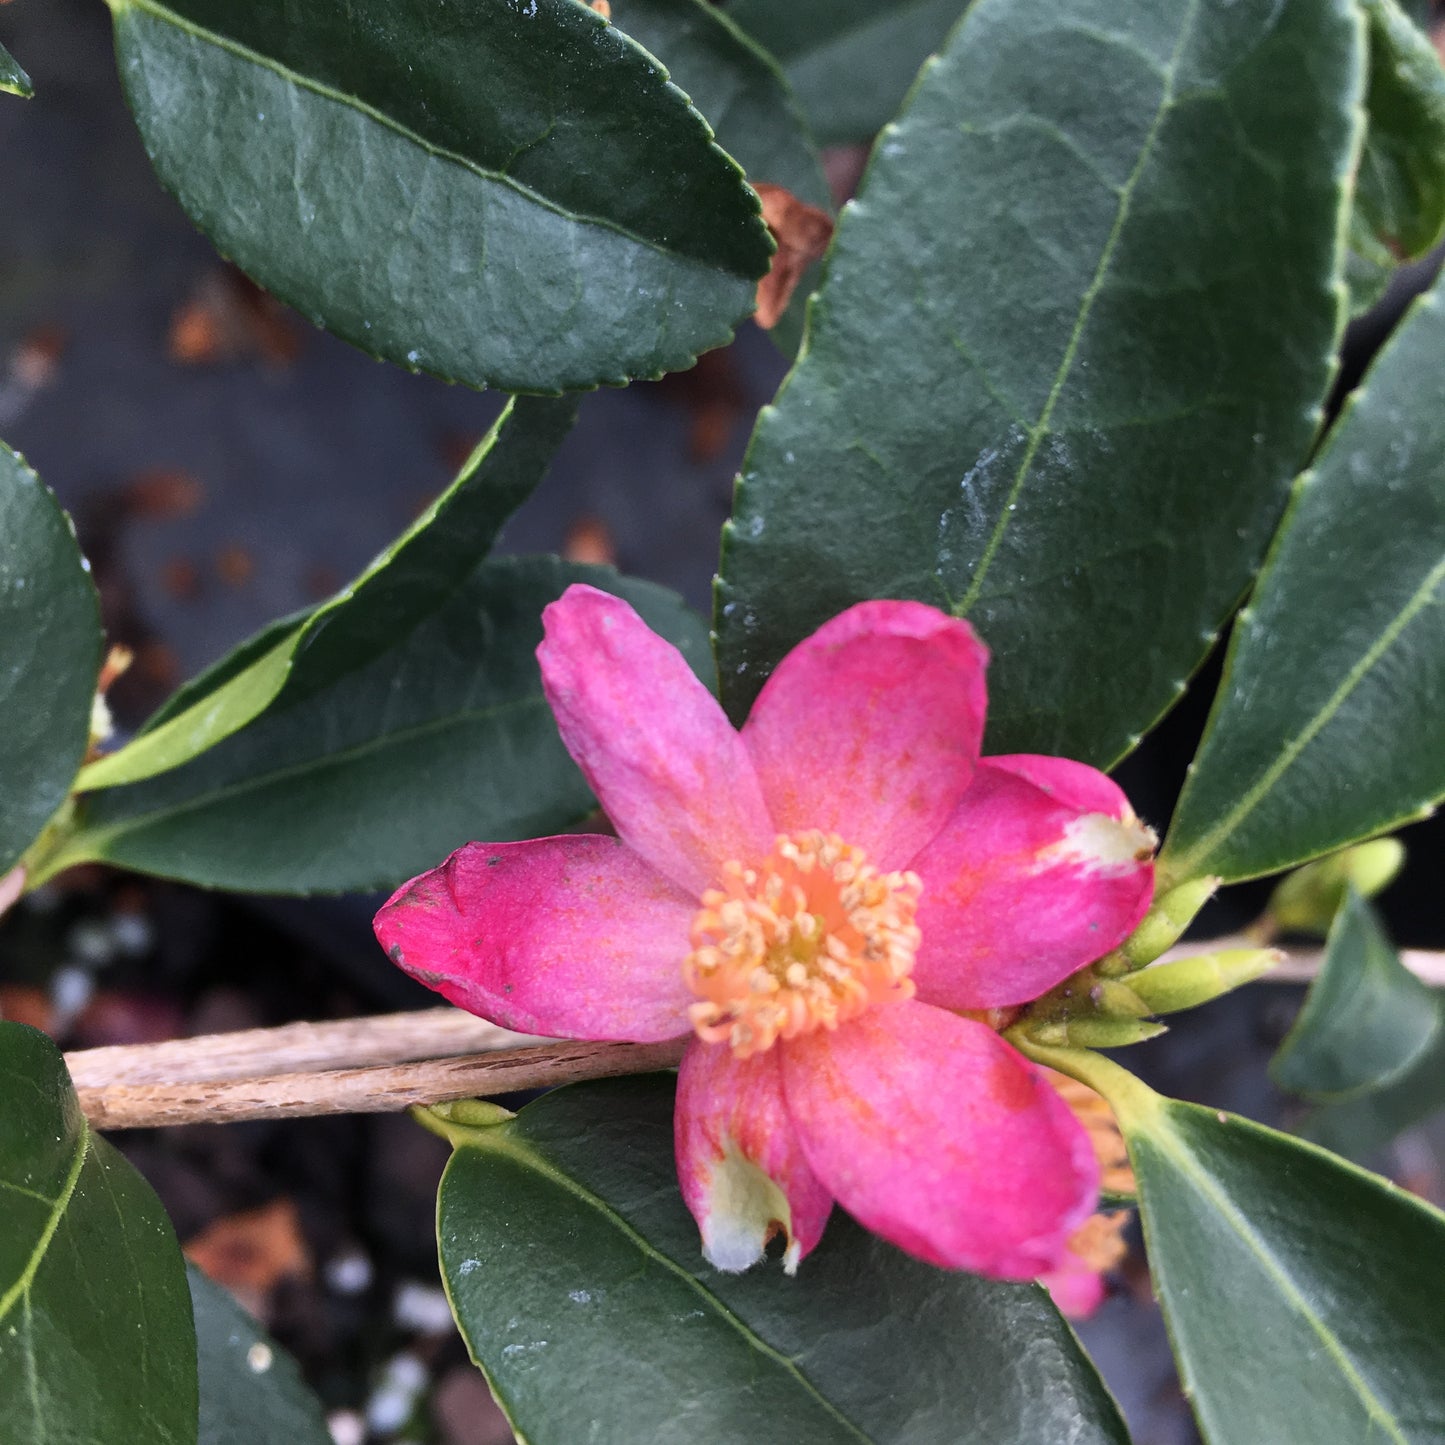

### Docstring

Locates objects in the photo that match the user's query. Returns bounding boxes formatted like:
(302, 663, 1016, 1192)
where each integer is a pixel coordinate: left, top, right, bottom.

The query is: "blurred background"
(2, 1, 1443, 1441)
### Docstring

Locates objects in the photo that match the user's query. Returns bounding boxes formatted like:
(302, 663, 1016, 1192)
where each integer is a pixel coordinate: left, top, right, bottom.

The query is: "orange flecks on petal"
(1044, 1068, 1134, 1195)
(752, 184, 834, 329)
(683, 831, 920, 1058)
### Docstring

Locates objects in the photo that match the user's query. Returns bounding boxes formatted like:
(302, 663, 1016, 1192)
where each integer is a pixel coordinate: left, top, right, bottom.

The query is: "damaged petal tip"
(698, 1149, 797, 1275)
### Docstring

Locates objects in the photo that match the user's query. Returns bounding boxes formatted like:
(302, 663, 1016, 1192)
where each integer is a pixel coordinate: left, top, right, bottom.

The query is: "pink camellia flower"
(375, 586, 1155, 1279)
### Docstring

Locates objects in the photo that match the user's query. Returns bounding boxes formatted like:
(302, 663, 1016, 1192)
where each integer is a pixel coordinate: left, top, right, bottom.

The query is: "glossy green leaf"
(1302, 1021, 1445, 1161)
(108, 0, 772, 394)
(80, 397, 578, 792)
(716, 0, 1363, 764)
(609, 0, 829, 210)
(190, 1265, 330, 1445)
(607, 0, 830, 354)
(0, 39, 33, 97)
(49, 560, 709, 893)
(1347, 0, 1445, 313)
(1038, 1049, 1445, 1445)
(1163, 269, 1445, 886)
(0, 443, 102, 873)
(1271, 889, 1440, 1101)
(435, 1075, 1129, 1445)
(0, 1022, 197, 1445)
(724, 0, 964, 145)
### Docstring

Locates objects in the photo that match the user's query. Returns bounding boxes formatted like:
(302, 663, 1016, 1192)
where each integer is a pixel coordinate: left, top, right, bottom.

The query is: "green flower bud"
(1116, 876, 1220, 969)
(1266, 840, 1406, 938)
(1063, 1017, 1167, 1048)
(1129, 948, 1281, 1015)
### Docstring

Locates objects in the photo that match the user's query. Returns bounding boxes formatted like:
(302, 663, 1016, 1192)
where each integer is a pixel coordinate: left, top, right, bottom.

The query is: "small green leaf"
(716, 0, 1364, 765)
(1347, 0, 1445, 313)
(0, 1022, 198, 1445)
(1301, 1024, 1445, 1161)
(1034, 1050, 1445, 1445)
(436, 1074, 1129, 1445)
(1271, 889, 1440, 1101)
(724, 0, 964, 145)
(0, 39, 33, 97)
(609, 0, 829, 209)
(0, 443, 103, 873)
(1162, 267, 1445, 886)
(80, 397, 578, 791)
(190, 1265, 330, 1445)
(51, 560, 709, 894)
(108, 0, 772, 393)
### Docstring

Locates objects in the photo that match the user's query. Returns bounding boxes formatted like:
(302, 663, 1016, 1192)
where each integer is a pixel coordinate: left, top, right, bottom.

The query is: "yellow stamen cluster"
(684, 831, 922, 1059)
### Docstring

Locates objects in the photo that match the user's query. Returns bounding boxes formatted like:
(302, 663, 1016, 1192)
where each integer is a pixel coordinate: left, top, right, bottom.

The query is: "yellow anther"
(683, 831, 921, 1058)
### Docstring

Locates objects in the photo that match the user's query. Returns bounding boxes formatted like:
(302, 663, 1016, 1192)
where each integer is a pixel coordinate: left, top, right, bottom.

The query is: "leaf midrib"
(0, 1123, 90, 1323)
(71, 692, 552, 855)
(954, 0, 1197, 618)
(113, 0, 751, 276)
(464, 1133, 875, 1444)
(1144, 1115, 1407, 1443)
(1167, 547, 1445, 878)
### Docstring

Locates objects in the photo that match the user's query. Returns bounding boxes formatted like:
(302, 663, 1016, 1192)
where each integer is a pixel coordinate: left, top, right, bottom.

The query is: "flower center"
(683, 831, 922, 1059)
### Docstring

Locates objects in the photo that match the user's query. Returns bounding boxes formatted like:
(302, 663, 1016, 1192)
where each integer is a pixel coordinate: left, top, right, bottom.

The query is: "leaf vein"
(116, 0, 745, 274)
(1169, 550, 1445, 876)
(475, 1136, 874, 1443)
(954, 0, 1199, 617)
(0, 1123, 90, 1324)
(1149, 1123, 1408, 1443)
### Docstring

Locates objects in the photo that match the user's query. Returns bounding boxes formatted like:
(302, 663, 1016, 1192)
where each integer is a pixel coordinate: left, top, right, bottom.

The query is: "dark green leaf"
(1040, 1051, 1445, 1445)
(435, 1075, 1129, 1445)
(0, 39, 33, 97)
(724, 0, 965, 145)
(715, 0, 1362, 764)
(1347, 0, 1445, 313)
(609, 0, 829, 210)
(1271, 889, 1441, 1101)
(108, 0, 771, 393)
(1133, 1099, 1445, 1443)
(51, 559, 709, 893)
(0, 1022, 197, 1445)
(1162, 267, 1445, 885)
(0, 443, 102, 872)
(81, 397, 578, 791)
(190, 1265, 330, 1445)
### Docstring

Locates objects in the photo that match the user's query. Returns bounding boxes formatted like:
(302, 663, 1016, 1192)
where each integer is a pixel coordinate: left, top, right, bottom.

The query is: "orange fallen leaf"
(121, 468, 205, 520)
(160, 557, 203, 601)
(168, 269, 301, 369)
(752, 183, 834, 330)
(0, 986, 54, 1034)
(216, 544, 255, 587)
(186, 1198, 312, 1319)
(562, 516, 616, 567)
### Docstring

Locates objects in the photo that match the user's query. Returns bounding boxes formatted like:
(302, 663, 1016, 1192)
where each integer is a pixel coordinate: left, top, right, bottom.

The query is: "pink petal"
(782, 1001, 1098, 1278)
(538, 585, 773, 897)
(1041, 1256, 1109, 1319)
(742, 601, 988, 870)
(909, 756, 1155, 1010)
(675, 1038, 833, 1274)
(374, 835, 695, 1042)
